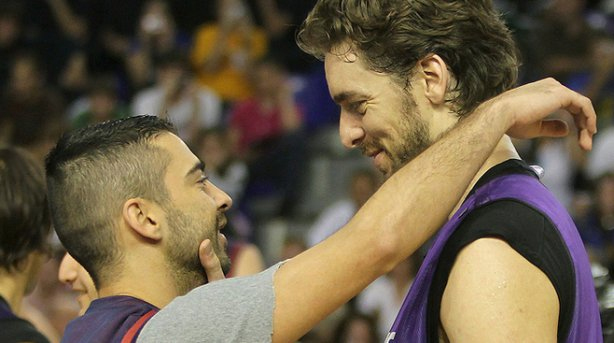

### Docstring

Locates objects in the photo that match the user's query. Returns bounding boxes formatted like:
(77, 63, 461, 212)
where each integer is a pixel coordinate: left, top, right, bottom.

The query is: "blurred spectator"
(533, 0, 597, 83)
(44, 0, 89, 98)
(20, 0, 89, 99)
(225, 242, 265, 277)
(532, 0, 614, 116)
(575, 173, 614, 275)
(534, 111, 593, 211)
(70, 74, 129, 129)
(332, 311, 378, 343)
(190, 0, 268, 105)
(229, 57, 303, 157)
(125, 0, 191, 90)
(43, 0, 88, 43)
(194, 127, 249, 204)
(0, 1, 27, 92)
(356, 256, 419, 341)
(22, 0, 88, 45)
(229, 57, 306, 217)
(131, 52, 222, 144)
(85, 0, 145, 89)
(0, 147, 52, 343)
(307, 168, 380, 247)
(252, 0, 338, 132)
(0, 52, 67, 162)
(168, 1, 215, 34)
(193, 126, 255, 243)
(588, 126, 614, 179)
(87, 0, 144, 60)
(535, 138, 576, 209)
(586, 34, 614, 101)
(279, 235, 307, 261)
(253, 0, 318, 74)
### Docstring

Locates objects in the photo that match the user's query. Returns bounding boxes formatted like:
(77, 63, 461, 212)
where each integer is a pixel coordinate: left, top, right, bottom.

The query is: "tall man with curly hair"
(297, 0, 602, 342)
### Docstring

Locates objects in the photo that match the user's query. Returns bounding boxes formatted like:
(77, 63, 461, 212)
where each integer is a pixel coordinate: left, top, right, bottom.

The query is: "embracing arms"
(153, 79, 595, 343)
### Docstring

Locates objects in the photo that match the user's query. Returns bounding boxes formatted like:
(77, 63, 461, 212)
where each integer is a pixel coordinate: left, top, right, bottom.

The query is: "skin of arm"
(271, 78, 596, 343)
(440, 238, 559, 342)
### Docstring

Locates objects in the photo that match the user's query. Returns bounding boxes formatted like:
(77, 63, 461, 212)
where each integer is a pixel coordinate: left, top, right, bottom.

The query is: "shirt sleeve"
(137, 263, 283, 343)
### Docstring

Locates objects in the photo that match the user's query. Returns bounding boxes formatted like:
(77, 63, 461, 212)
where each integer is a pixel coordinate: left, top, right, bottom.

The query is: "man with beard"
(297, 0, 602, 342)
(48, 98, 594, 342)
(47, 116, 230, 342)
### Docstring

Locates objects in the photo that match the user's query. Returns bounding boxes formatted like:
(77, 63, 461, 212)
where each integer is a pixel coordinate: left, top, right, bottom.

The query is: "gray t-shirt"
(137, 263, 281, 343)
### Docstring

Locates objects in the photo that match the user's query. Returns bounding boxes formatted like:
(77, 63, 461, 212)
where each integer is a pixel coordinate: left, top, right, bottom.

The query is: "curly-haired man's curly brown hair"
(297, 0, 520, 116)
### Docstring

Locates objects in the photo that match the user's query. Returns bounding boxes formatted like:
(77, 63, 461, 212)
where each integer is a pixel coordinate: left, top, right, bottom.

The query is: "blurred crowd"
(0, 0, 613, 342)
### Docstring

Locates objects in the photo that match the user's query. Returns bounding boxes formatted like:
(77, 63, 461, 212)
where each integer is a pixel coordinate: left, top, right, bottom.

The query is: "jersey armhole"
(426, 199, 575, 342)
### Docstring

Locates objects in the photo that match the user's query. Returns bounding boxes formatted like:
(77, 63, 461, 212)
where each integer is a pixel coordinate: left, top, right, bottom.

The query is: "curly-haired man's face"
(325, 49, 436, 179)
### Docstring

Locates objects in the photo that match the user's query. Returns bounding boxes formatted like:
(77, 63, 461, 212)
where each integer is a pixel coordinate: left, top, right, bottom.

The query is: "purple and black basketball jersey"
(386, 173, 602, 342)
(61, 296, 158, 343)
